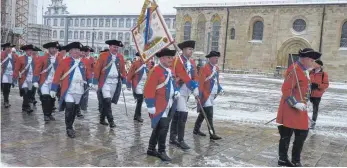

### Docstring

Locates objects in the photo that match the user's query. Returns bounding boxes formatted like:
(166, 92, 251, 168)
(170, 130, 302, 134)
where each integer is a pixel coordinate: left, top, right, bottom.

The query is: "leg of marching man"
(1, 43, 18, 108)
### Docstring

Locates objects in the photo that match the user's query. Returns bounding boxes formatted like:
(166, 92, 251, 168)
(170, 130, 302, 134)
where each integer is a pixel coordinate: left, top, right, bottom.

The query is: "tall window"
(111, 32, 117, 39)
(47, 19, 51, 26)
(125, 32, 130, 42)
(81, 19, 85, 27)
(211, 20, 221, 51)
(133, 19, 137, 27)
(105, 32, 110, 40)
(93, 19, 97, 27)
(99, 19, 104, 27)
(87, 19, 91, 27)
(340, 21, 347, 47)
(68, 31, 72, 39)
(118, 32, 123, 41)
(53, 19, 58, 26)
(196, 15, 206, 51)
(112, 19, 117, 27)
(53, 30, 57, 38)
(126, 18, 131, 28)
(230, 28, 235, 40)
(80, 31, 84, 40)
(183, 21, 192, 40)
(252, 21, 264, 40)
(60, 18, 65, 26)
(119, 18, 124, 28)
(86, 31, 91, 40)
(60, 30, 64, 39)
(98, 31, 103, 40)
(74, 18, 79, 27)
(165, 19, 171, 29)
(74, 31, 78, 39)
(106, 19, 110, 27)
(68, 19, 73, 27)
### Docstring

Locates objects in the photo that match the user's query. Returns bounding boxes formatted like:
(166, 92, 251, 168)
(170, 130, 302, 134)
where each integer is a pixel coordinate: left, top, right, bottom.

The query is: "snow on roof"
(175, 0, 347, 8)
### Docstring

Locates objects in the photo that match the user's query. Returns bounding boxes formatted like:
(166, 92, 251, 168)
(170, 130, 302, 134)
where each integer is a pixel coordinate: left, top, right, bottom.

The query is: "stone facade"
(175, 3, 347, 82)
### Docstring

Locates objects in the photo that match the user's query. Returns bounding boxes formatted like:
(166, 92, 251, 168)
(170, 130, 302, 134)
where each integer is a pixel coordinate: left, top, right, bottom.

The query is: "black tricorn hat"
(1, 43, 16, 49)
(156, 48, 176, 57)
(65, 42, 83, 52)
(81, 46, 94, 52)
(299, 48, 321, 60)
(105, 40, 123, 47)
(43, 41, 60, 49)
(100, 49, 109, 53)
(315, 59, 323, 66)
(59, 45, 66, 51)
(178, 40, 195, 50)
(20, 44, 35, 51)
(33, 46, 42, 51)
(206, 51, 221, 58)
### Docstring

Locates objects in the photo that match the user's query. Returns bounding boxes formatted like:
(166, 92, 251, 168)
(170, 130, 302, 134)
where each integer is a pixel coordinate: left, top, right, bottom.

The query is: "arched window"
(68, 19, 72, 26)
(53, 19, 58, 26)
(99, 18, 104, 27)
(47, 19, 51, 26)
(118, 32, 123, 41)
(196, 15, 206, 51)
(74, 31, 78, 39)
(87, 19, 91, 27)
(183, 21, 192, 41)
(252, 21, 264, 40)
(105, 32, 110, 40)
(80, 31, 84, 40)
(86, 31, 91, 40)
(68, 31, 72, 39)
(211, 20, 221, 51)
(93, 19, 98, 27)
(60, 18, 65, 26)
(80, 19, 85, 27)
(111, 32, 117, 39)
(119, 18, 124, 27)
(60, 30, 64, 39)
(112, 19, 117, 27)
(340, 21, 347, 47)
(53, 30, 57, 38)
(126, 18, 131, 28)
(105, 19, 110, 27)
(230, 28, 235, 40)
(125, 32, 130, 42)
(98, 32, 103, 40)
(74, 18, 79, 27)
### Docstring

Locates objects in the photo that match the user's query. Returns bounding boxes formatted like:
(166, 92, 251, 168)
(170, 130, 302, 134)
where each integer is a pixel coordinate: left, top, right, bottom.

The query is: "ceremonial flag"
(132, 0, 175, 62)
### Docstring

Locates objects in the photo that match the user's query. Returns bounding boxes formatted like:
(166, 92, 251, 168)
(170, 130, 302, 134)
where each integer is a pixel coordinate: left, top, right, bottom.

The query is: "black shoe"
(44, 116, 50, 121)
(193, 130, 206, 136)
(278, 158, 295, 167)
(26, 108, 34, 114)
(49, 115, 56, 121)
(136, 118, 144, 123)
(158, 151, 172, 161)
(210, 134, 222, 140)
(77, 113, 84, 118)
(147, 149, 159, 157)
(66, 129, 76, 138)
(292, 161, 302, 167)
(109, 121, 116, 128)
(52, 107, 57, 111)
(100, 119, 109, 126)
(309, 123, 316, 129)
(177, 141, 190, 150)
(4, 102, 11, 108)
(169, 139, 179, 145)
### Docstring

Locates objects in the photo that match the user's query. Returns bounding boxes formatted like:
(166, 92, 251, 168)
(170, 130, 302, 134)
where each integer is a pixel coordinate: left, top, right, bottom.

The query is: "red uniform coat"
(144, 65, 178, 128)
(84, 56, 95, 73)
(198, 63, 223, 107)
(173, 55, 198, 90)
(13, 55, 39, 88)
(126, 59, 148, 91)
(51, 57, 92, 109)
(33, 52, 64, 87)
(310, 70, 329, 98)
(276, 61, 310, 130)
(1, 51, 18, 79)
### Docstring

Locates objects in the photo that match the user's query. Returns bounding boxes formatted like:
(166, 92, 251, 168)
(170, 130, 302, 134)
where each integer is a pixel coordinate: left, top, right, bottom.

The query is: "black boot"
(44, 115, 50, 121)
(42, 95, 53, 121)
(292, 129, 308, 167)
(278, 158, 295, 167)
(193, 112, 206, 136)
(169, 112, 179, 145)
(177, 112, 190, 149)
(148, 123, 159, 157)
(210, 134, 222, 140)
(3, 83, 11, 108)
(66, 129, 76, 138)
(291, 161, 303, 167)
(109, 120, 116, 128)
(158, 117, 172, 161)
(75, 105, 84, 118)
(158, 151, 172, 161)
(65, 103, 76, 138)
(99, 115, 109, 125)
(193, 130, 206, 136)
(134, 94, 144, 123)
(103, 98, 115, 128)
(278, 126, 295, 167)
(49, 115, 56, 121)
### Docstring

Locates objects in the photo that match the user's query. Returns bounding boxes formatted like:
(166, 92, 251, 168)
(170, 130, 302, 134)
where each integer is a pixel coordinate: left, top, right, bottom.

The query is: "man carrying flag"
(1, 43, 18, 108)
(93, 40, 127, 128)
(144, 48, 179, 161)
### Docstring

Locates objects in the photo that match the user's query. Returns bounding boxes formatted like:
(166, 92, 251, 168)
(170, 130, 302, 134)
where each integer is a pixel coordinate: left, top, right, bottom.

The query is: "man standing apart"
(276, 48, 321, 167)
(145, 48, 179, 161)
(170, 40, 199, 150)
(193, 51, 224, 140)
(309, 60, 329, 129)
(127, 52, 148, 123)
(1, 43, 18, 108)
(93, 40, 127, 128)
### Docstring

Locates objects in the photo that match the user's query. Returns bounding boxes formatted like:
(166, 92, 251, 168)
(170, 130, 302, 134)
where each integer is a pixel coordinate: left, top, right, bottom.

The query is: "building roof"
(175, 0, 347, 8)
(44, 13, 176, 17)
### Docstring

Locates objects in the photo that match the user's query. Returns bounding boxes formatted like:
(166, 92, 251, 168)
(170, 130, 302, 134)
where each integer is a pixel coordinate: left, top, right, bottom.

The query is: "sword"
(264, 117, 277, 125)
(195, 96, 214, 135)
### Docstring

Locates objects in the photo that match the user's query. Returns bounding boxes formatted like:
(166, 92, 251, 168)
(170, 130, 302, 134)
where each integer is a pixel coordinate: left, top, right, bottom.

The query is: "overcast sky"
(36, 0, 278, 23)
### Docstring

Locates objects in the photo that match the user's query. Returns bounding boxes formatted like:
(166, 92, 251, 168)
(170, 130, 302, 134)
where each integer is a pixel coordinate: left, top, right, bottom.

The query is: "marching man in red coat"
(276, 48, 321, 167)
(144, 48, 180, 161)
(193, 51, 224, 140)
(50, 42, 92, 138)
(170, 40, 199, 150)
(1, 43, 18, 108)
(30, 46, 43, 106)
(93, 40, 127, 127)
(33, 41, 63, 122)
(126, 52, 148, 123)
(13, 44, 39, 113)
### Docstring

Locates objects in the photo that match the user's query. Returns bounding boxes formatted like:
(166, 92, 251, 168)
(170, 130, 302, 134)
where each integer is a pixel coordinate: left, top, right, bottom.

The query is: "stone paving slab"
(1, 84, 347, 167)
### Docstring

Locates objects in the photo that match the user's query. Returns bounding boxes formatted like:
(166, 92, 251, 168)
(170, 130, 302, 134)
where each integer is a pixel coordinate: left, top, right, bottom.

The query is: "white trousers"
(102, 83, 118, 98)
(65, 93, 82, 105)
(176, 95, 189, 112)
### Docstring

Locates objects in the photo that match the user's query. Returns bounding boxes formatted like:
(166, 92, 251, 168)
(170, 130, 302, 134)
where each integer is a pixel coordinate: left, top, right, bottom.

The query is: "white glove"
(193, 88, 199, 97)
(89, 83, 93, 88)
(122, 84, 126, 91)
(174, 91, 180, 99)
(293, 103, 307, 111)
(33, 82, 39, 88)
(50, 91, 56, 98)
(148, 107, 156, 114)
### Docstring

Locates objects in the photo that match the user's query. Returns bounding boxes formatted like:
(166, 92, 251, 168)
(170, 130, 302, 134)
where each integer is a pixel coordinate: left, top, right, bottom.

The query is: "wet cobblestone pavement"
(1, 74, 347, 167)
